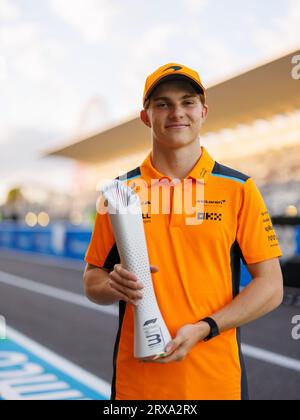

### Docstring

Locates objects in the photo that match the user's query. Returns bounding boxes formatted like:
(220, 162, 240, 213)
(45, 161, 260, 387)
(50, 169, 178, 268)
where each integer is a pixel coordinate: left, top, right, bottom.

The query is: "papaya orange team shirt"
(85, 146, 282, 400)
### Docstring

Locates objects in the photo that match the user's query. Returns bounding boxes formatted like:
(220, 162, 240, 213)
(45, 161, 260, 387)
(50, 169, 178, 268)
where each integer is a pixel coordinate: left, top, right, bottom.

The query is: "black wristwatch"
(200, 317, 220, 341)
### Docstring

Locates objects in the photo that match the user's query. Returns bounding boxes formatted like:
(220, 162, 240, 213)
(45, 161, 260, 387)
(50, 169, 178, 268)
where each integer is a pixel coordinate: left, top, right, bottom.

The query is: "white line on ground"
(0, 248, 85, 271)
(1, 374, 58, 386)
(0, 271, 118, 316)
(24, 390, 83, 400)
(242, 344, 300, 373)
(5, 326, 111, 398)
(12, 381, 70, 394)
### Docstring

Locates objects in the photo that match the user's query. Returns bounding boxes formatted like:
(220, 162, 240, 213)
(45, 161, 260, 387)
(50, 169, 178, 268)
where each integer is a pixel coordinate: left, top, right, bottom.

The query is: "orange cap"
(143, 63, 206, 106)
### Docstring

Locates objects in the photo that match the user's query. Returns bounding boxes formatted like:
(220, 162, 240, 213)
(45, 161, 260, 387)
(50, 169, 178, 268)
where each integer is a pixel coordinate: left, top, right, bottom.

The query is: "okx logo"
(197, 212, 222, 221)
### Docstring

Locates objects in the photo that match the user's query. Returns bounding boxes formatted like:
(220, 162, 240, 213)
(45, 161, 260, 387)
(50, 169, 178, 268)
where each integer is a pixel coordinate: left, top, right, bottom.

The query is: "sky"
(0, 0, 299, 204)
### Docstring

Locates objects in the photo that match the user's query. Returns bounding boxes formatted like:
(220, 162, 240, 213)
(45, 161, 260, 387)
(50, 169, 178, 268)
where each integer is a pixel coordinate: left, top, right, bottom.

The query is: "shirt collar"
(140, 146, 215, 186)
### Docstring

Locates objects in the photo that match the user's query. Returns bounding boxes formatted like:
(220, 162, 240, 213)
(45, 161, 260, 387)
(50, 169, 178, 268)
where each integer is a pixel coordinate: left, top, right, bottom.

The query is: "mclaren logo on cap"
(163, 65, 183, 72)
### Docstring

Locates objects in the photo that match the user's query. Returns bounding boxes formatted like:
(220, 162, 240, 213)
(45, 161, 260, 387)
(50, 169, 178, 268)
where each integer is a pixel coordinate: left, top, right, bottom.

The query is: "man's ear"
(140, 109, 151, 128)
(201, 104, 209, 120)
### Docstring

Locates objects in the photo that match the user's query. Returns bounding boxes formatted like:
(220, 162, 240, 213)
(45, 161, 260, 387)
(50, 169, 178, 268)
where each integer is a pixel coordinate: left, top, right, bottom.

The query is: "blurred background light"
(285, 205, 298, 217)
(25, 212, 38, 227)
(70, 211, 83, 226)
(38, 211, 50, 227)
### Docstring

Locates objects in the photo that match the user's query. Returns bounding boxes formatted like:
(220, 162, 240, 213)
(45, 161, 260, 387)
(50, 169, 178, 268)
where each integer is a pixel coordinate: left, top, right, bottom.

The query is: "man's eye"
(184, 101, 195, 105)
(157, 103, 168, 108)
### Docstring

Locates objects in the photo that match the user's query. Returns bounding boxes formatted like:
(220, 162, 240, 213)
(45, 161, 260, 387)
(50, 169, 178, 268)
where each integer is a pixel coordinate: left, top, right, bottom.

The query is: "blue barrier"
(296, 226, 300, 255)
(0, 222, 92, 260)
(241, 264, 252, 287)
(65, 230, 93, 260)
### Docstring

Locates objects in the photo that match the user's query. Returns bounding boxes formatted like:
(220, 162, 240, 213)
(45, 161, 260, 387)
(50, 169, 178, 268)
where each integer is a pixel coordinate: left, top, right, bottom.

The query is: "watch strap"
(200, 317, 220, 341)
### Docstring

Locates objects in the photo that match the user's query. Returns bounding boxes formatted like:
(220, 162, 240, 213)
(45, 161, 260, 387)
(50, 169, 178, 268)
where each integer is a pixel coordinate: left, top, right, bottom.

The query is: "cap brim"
(145, 74, 204, 103)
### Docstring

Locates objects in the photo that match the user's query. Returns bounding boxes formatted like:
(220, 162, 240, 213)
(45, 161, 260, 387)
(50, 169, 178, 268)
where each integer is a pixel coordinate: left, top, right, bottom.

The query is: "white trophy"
(101, 179, 172, 359)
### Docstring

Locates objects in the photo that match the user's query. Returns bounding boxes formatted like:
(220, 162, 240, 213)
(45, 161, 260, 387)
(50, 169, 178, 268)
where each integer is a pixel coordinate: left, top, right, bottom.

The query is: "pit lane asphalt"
(0, 250, 299, 400)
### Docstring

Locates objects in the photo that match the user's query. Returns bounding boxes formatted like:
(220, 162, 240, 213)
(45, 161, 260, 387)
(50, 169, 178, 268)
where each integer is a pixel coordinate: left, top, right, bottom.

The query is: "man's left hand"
(140, 322, 210, 364)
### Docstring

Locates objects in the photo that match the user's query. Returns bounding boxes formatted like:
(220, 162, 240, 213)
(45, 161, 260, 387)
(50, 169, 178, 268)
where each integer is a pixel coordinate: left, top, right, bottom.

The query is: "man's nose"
(168, 105, 185, 119)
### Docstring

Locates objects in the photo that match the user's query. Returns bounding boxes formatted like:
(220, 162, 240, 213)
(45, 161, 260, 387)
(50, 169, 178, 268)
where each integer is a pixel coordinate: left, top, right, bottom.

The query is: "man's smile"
(165, 124, 190, 129)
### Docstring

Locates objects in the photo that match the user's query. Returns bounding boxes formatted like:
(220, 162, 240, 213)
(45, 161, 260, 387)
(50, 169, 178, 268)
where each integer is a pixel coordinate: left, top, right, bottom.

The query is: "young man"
(84, 63, 283, 400)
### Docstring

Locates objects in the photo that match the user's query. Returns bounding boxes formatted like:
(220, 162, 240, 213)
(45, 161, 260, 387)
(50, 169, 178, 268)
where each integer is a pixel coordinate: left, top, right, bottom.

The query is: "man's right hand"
(108, 264, 159, 305)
